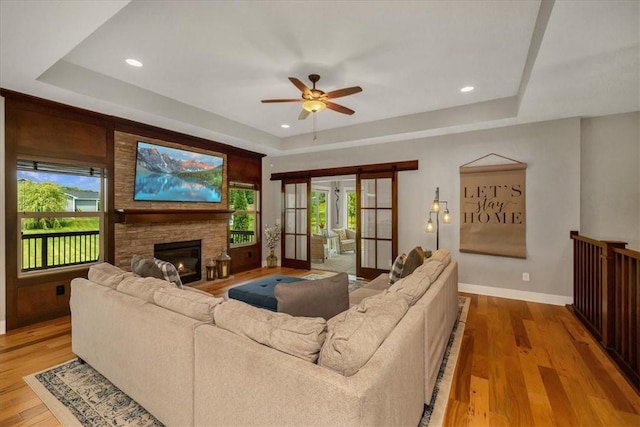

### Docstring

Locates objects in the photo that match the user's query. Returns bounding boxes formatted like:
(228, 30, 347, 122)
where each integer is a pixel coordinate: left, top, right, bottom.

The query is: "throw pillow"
(213, 300, 327, 363)
(275, 272, 349, 320)
(88, 262, 131, 289)
(116, 275, 175, 302)
(153, 257, 183, 288)
(332, 228, 347, 241)
(131, 254, 165, 280)
(154, 287, 223, 323)
(388, 253, 407, 285)
(401, 246, 425, 278)
(318, 292, 409, 376)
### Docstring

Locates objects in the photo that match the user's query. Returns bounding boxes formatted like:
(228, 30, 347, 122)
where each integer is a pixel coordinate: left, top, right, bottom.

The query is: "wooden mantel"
(114, 209, 234, 224)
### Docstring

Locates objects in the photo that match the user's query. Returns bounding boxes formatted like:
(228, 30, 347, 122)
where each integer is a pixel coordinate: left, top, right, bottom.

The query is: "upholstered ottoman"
(227, 275, 306, 311)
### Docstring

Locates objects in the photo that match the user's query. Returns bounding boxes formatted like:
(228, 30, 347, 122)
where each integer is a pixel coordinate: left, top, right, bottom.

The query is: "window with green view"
(229, 184, 259, 246)
(17, 160, 104, 273)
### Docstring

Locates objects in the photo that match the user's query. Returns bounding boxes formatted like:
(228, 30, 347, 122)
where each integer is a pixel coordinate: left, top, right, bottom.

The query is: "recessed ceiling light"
(125, 58, 143, 67)
(281, 124, 290, 129)
(460, 86, 474, 93)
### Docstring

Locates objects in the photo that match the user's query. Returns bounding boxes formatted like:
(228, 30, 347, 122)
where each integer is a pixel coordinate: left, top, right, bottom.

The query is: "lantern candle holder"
(216, 249, 231, 279)
(205, 258, 216, 281)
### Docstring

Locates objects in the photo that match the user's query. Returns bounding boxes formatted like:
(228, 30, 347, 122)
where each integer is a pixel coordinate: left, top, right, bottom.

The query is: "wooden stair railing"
(570, 231, 639, 392)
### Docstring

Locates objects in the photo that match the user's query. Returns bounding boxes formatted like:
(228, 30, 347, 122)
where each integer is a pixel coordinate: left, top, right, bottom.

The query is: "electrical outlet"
(56, 284, 65, 295)
(522, 272, 530, 282)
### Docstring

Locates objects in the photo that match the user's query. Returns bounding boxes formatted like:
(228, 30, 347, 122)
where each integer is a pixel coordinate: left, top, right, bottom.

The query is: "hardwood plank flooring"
(444, 293, 640, 427)
(1, 269, 638, 426)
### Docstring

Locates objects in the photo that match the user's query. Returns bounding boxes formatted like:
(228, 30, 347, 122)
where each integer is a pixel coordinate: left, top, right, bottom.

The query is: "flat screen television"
(133, 141, 224, 203)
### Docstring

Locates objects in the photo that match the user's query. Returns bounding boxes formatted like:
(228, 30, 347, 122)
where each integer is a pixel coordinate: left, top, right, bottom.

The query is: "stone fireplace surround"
(114, 131, 229, 279)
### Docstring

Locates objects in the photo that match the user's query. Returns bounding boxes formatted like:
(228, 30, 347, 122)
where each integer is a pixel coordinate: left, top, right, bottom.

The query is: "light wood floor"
(1, 267, 639, 426)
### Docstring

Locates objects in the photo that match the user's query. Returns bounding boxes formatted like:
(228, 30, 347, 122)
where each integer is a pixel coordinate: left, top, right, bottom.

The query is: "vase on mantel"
(266, 248, 278, 268)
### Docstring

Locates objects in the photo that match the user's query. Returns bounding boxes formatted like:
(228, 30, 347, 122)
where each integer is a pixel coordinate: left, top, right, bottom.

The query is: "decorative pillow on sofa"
(332, 228, 347, 241)
(213, 300, 327, 363)
(401, 246, 425, 278)
(275, 272, 349, 320)
(131, 254, 165, 280)
(116, 275, 175, 302)
(153, 258, 183, 289)
(388, 253, 407, 285)
(318, 292, 409, 376)
(154, 287, 223, 323)
(88, 263, 132, 289)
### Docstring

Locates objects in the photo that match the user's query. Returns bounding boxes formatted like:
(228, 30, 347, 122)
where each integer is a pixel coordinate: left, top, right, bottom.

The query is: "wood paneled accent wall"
(2, 89, 264, 330)
(2, 91, 114, 330)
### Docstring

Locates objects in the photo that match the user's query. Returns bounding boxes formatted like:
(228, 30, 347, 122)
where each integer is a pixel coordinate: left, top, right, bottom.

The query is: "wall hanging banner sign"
(459, 159, 527, 258)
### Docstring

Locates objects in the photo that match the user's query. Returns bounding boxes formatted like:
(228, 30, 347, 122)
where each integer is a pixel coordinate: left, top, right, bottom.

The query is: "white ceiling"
(1, 1, 638, 156)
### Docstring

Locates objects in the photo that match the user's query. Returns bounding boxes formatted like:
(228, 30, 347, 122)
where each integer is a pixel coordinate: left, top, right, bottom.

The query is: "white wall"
(581, 112, 640, 250)
(264, 118, 582, 303)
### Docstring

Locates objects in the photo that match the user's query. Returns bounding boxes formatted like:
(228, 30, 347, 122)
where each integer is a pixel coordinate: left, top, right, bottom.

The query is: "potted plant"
(264, 223, 281, 268)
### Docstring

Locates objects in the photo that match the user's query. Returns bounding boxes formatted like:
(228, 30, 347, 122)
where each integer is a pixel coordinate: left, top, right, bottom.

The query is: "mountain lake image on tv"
(134, 141, 224, 203)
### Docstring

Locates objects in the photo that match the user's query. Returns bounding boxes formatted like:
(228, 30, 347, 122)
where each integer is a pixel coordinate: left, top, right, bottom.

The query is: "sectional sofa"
(70, 249, 458, 426)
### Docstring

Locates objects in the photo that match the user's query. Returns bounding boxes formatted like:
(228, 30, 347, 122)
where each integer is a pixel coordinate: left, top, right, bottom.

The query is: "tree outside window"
(229, 185, 258, 246)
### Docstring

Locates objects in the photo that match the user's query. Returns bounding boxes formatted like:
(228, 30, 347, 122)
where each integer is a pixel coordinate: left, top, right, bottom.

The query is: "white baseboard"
(0, 320, 6, 335)
(459, 283, 573, 306)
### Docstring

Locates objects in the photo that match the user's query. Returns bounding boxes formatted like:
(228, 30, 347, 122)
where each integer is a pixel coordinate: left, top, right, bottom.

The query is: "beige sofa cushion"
(429, 248, 451, 267)
(116, 275, 174, 302)
(388, 267, 432, 306)
(318, 292, 408, 376)
(214, 300, 327, 363)
(416, 259, 446, 283)
(154, 287, 223, 322)
(88, 262, 132, 289)
(275, 272, 349, 320)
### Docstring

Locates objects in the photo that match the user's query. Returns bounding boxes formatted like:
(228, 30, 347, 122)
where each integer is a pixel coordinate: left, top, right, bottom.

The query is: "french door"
(357, 172, 398, 279)
(281, 178, 310, 270)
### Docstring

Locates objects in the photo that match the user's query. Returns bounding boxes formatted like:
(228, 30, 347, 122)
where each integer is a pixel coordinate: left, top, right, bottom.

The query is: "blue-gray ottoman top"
(228, 275, 306, 311)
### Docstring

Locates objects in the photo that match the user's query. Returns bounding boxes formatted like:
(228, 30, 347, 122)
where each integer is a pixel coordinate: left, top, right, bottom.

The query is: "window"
(17, 160, 105, 273)
(310, 190, 328, 234)
(229, 183, 259, 246)
(346, 189, 357, 230)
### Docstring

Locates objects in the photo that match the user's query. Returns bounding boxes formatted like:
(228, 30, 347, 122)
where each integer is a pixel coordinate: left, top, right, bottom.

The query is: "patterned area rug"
(24, 296, 470, 427)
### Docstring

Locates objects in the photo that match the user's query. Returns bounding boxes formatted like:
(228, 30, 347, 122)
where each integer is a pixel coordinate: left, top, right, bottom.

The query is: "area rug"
(24, 296, 469, 427)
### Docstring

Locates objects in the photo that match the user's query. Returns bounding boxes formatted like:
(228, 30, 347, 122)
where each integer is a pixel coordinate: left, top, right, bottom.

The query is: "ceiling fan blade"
(261, 99, 301, 103)
(289, 77, 312, 97)
(298, 109, 311, 120)
(325, 101, 355, 115)
(325, 86, 363, 99)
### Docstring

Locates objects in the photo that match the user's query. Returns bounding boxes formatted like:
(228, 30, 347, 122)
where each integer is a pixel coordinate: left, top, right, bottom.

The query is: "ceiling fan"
(261, 74, 362, 120)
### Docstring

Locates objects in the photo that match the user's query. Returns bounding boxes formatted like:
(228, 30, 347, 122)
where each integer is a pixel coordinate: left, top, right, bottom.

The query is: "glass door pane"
(357, 172, 397, 279)
(282, 179, 310, 269)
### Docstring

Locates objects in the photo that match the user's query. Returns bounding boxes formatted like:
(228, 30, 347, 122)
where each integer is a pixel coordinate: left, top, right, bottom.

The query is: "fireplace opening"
(154, 240, 202, 284)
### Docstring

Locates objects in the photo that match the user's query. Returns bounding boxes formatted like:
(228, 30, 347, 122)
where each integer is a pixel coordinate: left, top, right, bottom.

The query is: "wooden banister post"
(601, 239, 627, 347)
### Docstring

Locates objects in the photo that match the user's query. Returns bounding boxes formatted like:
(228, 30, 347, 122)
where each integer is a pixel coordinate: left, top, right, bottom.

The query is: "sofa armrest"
(414, 260, 459, 402)
(365, 273, 390, 291)
(194, 308, 425, 426)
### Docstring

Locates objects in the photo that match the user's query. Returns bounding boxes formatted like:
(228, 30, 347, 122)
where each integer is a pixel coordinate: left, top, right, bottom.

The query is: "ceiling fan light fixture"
(302, 99, 326, 113)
